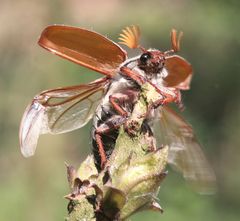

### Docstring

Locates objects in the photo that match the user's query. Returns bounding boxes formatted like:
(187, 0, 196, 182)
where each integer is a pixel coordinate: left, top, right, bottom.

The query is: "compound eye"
(140, 52, 151, 64)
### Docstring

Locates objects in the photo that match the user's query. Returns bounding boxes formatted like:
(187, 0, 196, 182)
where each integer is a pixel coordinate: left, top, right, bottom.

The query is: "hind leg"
(95, 90, 139, 169)
(94, 115, 127, 169)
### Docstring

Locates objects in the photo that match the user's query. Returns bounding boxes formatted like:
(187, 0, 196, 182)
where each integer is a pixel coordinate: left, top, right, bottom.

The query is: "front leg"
(150, 86, 181, 107)
(141, 83, 182, 119)
(120, 66, 146, 86)
(120, 66, 181, 108)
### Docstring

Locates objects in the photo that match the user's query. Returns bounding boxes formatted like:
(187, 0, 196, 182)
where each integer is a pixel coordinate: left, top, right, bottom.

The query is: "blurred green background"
(0, 0, 239, 220)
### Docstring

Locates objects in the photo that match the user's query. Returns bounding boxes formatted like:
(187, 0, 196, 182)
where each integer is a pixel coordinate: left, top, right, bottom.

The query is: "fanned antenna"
(118, 25, 141, 49)
(170, 29, 183, 52)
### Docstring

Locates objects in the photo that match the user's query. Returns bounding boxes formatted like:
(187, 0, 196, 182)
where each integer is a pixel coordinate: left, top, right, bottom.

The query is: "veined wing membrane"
(19, 78, 109, 157)
(38, 25, 127, 77)
(155, 106, 216, 194)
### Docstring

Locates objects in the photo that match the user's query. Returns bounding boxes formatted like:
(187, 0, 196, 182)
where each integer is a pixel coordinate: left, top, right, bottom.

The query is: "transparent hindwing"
(155, 106, 216, 194)
(19, 78, 109, 157)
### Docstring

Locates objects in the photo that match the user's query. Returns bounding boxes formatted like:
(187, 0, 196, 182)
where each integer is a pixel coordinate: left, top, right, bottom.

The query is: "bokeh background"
(0, 0, 239, 220)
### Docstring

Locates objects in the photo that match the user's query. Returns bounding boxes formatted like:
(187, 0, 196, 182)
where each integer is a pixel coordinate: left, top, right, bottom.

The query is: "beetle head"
(138, 50, 165, 74)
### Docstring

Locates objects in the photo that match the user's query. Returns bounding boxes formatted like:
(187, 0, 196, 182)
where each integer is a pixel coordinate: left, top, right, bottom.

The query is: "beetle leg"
(175, 92, 185, 111)
(109, 90, 139, 117)
(120, 66, 146, 85)
(95, 134, 107, 169)
(95, 115, 127, 169)
(120, 66, 183, 114)
(148, 81, 181, 105)
(120, 66, 181, 107)
(143, 84, 181, 118)
(109, 94, 128, 117)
